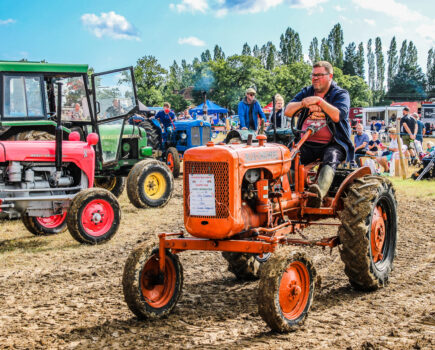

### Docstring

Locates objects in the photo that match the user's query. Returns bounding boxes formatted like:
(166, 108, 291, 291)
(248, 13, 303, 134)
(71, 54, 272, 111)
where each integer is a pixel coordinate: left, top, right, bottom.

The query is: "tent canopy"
(190, 100, 228, 115)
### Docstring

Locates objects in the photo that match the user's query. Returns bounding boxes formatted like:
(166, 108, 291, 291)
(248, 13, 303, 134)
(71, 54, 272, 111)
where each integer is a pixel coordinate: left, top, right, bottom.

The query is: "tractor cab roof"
(0, 61, 88, 74)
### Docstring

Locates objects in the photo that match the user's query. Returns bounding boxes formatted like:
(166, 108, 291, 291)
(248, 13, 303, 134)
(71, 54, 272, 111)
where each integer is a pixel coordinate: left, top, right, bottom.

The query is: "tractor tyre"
(123, 243, 183, 319)
(222, 252, 269, 280)
(165, 147, 180, 178)
(338, 175, 397, 291)
(258, 250, 316, 332)
(94, 176, 125, 198)
(22, 212, 68, 236)
(67, 188, 121, 244)
(139, 120, 161, 150)
(126, 159, 174, 209)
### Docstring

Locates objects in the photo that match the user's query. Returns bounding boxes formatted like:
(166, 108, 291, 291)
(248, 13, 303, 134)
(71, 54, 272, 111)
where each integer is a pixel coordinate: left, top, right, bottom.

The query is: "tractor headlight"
(180, 132, 187, 140)
(244, 169, 261, 183)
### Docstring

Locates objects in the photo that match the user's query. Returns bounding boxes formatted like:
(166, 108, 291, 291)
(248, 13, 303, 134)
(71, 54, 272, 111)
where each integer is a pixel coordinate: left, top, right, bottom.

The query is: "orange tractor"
(122, 110, 397, 332)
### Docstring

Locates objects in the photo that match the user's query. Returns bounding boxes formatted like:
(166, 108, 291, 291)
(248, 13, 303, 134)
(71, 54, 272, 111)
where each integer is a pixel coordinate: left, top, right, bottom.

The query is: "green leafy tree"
(355, 42, 365, 79)
(241, 42, 251, 56)
(308, 37, 320, 64)
(134, 55, 166, 106)
(213, 45, 225, 60)
(328, 23, 344, 68)
(427, 48, 435, 93)
(375, 37, 385, 100)
(367, 39, 375, 92)
(343, 42, 357, 76)
(252, 45, 260, 59)
(279, 27, 303, 64)
(272, 62, 312, 104)
(387, 37, 398, 91)
(334, 68, 372, 107)
(201, 49, 212, 62)
(320, 38, 331, 62)
(265, 41, 277, 70)
(398, 40, 407, 71)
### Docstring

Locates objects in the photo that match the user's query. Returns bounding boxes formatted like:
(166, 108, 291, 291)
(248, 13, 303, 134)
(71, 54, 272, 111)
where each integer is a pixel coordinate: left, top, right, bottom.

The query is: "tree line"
(133, 23, 435, 113)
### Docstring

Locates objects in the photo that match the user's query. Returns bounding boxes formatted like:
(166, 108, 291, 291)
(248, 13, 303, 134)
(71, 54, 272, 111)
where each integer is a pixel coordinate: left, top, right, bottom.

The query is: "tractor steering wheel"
(290, 107, 334, 139)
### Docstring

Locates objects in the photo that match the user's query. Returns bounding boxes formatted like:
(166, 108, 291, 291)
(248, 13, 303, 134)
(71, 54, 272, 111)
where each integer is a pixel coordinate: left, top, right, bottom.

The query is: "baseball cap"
(403, 106, 410, 111)
(246, 87, 256, 95)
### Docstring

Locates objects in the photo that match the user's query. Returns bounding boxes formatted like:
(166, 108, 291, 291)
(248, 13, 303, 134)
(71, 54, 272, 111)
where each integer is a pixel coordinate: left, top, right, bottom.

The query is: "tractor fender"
(331, 166, 372, 212)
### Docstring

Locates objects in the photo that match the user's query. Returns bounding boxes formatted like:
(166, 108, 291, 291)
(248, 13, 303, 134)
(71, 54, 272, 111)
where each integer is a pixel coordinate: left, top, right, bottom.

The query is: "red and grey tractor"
(122, 109, 398, 332)
(0, 61, 174, 216)
(0, 80, 120, 244)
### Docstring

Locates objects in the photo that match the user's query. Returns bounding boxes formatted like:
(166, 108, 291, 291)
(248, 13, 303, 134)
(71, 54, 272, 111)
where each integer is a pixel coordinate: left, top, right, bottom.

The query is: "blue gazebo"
(189, 100, 228, 115)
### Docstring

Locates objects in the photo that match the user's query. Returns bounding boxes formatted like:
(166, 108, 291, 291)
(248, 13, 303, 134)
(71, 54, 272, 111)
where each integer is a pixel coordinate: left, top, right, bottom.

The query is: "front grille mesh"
(191, 127, 201, 145)
(184, 161, 229, 218)
(202, 127, 211, 143)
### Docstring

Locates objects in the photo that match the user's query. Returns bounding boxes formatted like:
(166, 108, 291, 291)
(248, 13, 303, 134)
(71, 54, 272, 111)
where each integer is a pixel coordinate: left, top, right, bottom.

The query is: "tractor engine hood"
(182, 139, 291, 239)
(0, 140, 96, 186)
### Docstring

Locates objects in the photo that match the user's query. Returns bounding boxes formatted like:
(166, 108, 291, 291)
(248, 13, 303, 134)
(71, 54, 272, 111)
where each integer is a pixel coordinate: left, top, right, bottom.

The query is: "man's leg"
(308, 143, 346, 207)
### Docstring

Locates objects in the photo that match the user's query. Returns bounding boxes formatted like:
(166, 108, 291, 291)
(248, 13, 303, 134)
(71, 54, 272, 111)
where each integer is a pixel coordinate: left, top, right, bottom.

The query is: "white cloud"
(352, 0, 425, 22)
(0, 18, 15, 25)
(334, 5, 345, 11)
(81, 11, 140, 40)
(339, 15, 353, 24)
(215, 8, 228, 17)
(178, 36, 206, 46)
(288, 0, 328, 10)
(363, 18, 375, 26)
(415, 22, 435, 44)
(170, 0, 209, 13)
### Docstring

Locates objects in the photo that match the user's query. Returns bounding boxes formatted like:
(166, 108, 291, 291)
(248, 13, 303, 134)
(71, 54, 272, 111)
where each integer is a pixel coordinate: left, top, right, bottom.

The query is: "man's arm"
(284, 101, 304, 118)
(355, 141, 368, 151)
(238, 102, 247, 129)
(257, 102, 266, 121)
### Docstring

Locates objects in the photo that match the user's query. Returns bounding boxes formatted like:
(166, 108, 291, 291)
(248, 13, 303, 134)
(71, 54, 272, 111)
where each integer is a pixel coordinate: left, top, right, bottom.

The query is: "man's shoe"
(307, 165, 335, 208)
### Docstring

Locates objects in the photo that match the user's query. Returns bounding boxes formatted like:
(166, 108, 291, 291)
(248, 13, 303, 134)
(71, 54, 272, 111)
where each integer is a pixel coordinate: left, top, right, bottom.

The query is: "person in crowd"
(366, 131, 382, 156)
(268, 94, 288, 129)
(285, 60, 353, 207)
(376, 128, 402, 172)
(105, 99, 124, 118)
(183, 109, 192, 120)
(374, 119, 382, 132)
(238, 87, 266, 131)
(399, 106, 417, 161)
(155, 102, 176, 139)
(426, 141, 434, 153)
(354, 123, 370, 166)
(72, 103, 83, 120)
(415, 113, 425, 144)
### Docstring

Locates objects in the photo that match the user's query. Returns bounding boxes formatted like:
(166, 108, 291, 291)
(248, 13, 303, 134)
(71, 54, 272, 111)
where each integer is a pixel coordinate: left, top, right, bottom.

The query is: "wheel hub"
(91, 212, 102, 224)
(371, 206, 386, 263)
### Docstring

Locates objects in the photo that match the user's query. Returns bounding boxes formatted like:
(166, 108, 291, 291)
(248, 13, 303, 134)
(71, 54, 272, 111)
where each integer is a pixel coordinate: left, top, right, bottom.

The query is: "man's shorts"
(402, 135, 415, 150)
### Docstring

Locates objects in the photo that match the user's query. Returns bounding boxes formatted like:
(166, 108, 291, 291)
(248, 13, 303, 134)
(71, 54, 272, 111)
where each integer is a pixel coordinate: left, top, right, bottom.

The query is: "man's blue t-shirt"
(416, 120, 425, 143)
(355, 133, 369, 150)
(155, 110, 175, 129)
(375, 121, 382, 132)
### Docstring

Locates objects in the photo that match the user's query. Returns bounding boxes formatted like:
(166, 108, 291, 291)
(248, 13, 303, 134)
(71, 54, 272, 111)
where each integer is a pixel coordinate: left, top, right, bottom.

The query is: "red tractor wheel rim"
(167, 153, 174, 171)
(140, 253, 176, 308)
(80, 199, 114, 237)
(279, 261, 310, 320)
(371, 205, 386, 263)
(36, 212, 67, 228)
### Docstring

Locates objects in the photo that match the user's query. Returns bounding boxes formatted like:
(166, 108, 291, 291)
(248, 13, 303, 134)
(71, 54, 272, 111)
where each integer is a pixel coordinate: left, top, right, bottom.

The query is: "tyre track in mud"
(0, 180, 434, 349)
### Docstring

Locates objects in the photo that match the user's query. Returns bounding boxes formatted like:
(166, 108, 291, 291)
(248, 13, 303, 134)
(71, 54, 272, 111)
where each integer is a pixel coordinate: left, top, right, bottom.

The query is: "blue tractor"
(129, 115, 212, 178)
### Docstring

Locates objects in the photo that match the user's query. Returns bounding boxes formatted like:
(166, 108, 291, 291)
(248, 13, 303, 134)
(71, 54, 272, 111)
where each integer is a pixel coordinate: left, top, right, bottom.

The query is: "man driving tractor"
(285, 61, 354, 207)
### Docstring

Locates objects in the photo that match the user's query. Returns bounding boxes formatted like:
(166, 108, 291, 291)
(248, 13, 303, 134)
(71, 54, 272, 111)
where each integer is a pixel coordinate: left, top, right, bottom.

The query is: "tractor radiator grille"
(191, 127, 201, 145)
(184, 161, 229, 218)
(202, 127, 211, 143)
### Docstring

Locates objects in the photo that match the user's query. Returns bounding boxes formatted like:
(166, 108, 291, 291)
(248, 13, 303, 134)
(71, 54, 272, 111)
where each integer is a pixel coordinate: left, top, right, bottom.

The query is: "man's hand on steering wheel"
(301, 96, 323, 108)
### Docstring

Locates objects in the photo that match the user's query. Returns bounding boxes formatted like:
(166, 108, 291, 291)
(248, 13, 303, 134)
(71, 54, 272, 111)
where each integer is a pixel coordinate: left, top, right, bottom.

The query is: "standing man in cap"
(238, 88, 266, 131)
(285, 61, 353, 207)
(399, 106, 417, 161)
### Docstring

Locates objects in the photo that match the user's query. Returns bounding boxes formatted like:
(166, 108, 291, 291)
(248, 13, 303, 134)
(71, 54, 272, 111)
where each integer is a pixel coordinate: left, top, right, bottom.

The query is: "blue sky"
(1, 0, 434, 76)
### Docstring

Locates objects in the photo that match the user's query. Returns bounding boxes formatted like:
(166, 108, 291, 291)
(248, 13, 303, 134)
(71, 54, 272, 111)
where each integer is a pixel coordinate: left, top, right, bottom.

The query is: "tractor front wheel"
(22, 212, 68, 236)
(94, 176, 125, 198)
(67, 188, 121, 244)
(123, 243, 183, 319)
(258, 250, 316, 332)
(165, 147, 180, 178)
(126, 159, 174, 208)
(338, 176, 397, 291)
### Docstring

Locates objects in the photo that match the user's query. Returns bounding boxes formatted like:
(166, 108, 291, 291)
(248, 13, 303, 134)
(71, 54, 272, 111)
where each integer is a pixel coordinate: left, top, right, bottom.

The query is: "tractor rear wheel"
(22, 212, 67, 236)
(126, 159, 174, 208)
(139, 120, 161, 150)
(258, 250, 316, 332)
(165, 147, 180, 178)
(221, 252, 269, 280)
(338, 175, 397, 291)
(123, 243, 183, 319)
(67, 188, 121, 244)
(94, 176, 125, 198)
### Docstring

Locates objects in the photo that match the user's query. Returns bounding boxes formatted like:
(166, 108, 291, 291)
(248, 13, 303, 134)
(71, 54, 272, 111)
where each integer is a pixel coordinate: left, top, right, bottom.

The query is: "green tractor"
(0, 61, 173, 210)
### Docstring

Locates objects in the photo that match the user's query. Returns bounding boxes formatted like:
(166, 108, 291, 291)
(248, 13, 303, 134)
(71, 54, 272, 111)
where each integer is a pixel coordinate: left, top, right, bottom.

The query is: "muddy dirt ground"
(0, 179, 434, 349)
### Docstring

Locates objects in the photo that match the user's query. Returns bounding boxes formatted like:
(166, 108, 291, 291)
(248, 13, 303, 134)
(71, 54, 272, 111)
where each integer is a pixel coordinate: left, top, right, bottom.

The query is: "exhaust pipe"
(54, 82, 63, 184)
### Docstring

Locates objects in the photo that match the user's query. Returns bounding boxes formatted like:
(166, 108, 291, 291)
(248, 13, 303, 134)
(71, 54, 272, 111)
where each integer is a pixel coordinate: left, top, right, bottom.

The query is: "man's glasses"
(248, 93, 255, 96)
(311, 73, 329, 78)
